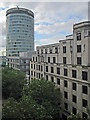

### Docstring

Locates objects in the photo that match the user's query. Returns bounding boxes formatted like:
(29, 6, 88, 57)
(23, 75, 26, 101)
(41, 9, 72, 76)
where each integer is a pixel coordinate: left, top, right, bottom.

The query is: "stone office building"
(30, 21, 90, 119)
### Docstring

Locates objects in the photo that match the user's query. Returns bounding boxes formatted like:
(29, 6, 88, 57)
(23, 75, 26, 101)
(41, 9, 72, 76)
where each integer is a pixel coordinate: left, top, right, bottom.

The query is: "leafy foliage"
(86, 106, 90, 118)
(26, 78, 62, 119)
(2, 97, 48, 119)
(67, 113, 80, 120)
(2, 78, 62, 119)
(2, 67, 26, 100)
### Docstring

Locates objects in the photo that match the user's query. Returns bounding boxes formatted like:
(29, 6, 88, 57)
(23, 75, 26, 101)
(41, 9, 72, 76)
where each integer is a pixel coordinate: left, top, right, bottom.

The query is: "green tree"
(2, 67, 26, 100)
(2, 97, 49, 120)
(2, 78, 62, 120)
(24, 78, 62, 119)
(2, 97, 21, 119)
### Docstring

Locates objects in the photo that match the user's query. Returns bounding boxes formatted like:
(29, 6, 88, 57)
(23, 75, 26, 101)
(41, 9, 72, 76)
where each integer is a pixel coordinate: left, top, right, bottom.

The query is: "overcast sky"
(0, 2, 88, 56)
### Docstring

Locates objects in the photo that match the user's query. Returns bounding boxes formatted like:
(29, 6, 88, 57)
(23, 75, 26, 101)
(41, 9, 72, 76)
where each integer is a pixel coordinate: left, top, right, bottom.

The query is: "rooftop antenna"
(16, 5, 19, 9)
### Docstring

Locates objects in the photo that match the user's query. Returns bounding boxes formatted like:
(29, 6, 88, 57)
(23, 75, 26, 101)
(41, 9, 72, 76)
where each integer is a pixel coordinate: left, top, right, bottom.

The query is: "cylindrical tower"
(6, 7, 34, 57)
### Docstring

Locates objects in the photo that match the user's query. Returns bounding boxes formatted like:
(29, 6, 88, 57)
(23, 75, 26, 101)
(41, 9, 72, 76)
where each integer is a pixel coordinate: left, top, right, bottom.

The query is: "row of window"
(64, 103, 88, 119)
(46, 76, 88, 95)
(9, 15, 32, 18)
(32, 56, 82, 65)
(76, 31, 90, 40)
(9, 29, 31, 33)
(31, 70, 88, 95)
(37, 44, 83, 54)
(31, 64, 43, 72)
(37, 46, 67, 54)
(9, 24, 32, 27)
(10, 18, 32, 21)
(45, 66, 87, 81)
(31, 63, 87, 81)
(31, 71, 43, 79)
(64, 92, 88, 108)
(10, 20, 32, 24)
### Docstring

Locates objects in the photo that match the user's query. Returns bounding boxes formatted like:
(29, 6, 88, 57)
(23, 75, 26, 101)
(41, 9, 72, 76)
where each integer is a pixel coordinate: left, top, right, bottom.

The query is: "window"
(64, 80, 68, 87)
(63, 46, 66, 53)
(82, 112, 88, 119)
(64, 91, 68, 99)
(57, 78, 60, 85)
(41, 74, 43, 78)
(36, 57, 37, 62)
(41, 56, 44, 62)
(45, 49, 47, 54)
(39, 65, 40, 71)
(63, 57, 66, 64)
(31, 71, 33, 76)
(72, 70, 77, 78)
(51, 77, 54, 82)
(48, 57, 50, 63)
(82, 99, 88, 107)
(46, 66, 48, 72)
(64, 103, 68, 110)
(77, 45, 81, 52)
(50, 48, 52, 53)
(82, 71, 87, 81)
(31, 64, 33, 69)
(77, 32, 81, 40)
(34, 64, 35, 69)
(37, 50, 39, 54)
(77, 57, 82, 65)
(34, 72, 35, 77)
(53, 57, 56, 63)
(51, 67, 54, 73)
(41, 66, 43, 71)
(82, 85, 88, 94)
(55, 47, 58, 53)
(72, 83, 77, 91)
(72, 95, 77, 103)
(33, 57, 34, 61)
(41, 49, 43, 54)
(72, 107, 77, 115)
(64, 68, 67, 76)
(39, 73, 40, 79)
(46, 75, 48, 80)
(88, 31, 90, 36)
(57, 67, 60, 74)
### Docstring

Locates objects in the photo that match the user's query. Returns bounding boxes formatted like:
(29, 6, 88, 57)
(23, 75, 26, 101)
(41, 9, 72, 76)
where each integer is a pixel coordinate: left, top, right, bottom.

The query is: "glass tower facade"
(6, 7, 34, 57)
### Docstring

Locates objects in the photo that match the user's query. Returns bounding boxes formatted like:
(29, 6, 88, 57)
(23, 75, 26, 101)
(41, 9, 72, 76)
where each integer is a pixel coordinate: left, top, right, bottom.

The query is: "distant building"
(0, 56, 6, 67)
(6, 7, 34, 57)
(7, 51, 35, 82)
(30, 21, 90, 119)
(6, 7, 34, 80)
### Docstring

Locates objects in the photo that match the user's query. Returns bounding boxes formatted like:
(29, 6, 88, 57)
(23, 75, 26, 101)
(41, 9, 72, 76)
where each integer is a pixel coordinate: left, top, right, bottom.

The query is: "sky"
(0, 2, 88, 56)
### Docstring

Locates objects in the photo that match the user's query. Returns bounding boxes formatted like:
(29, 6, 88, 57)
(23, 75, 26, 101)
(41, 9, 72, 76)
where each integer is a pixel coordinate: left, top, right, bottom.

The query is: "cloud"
(0, 2, 88, 54)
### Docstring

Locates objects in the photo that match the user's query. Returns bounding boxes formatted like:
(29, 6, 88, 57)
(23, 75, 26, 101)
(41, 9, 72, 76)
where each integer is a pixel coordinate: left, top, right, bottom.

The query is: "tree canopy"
(2, 67, 26, 100)
(2, 78, 62, 120)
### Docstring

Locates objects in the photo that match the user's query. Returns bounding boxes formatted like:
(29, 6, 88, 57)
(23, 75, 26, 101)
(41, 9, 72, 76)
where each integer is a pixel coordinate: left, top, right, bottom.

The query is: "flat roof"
(6, 7, 34, 18)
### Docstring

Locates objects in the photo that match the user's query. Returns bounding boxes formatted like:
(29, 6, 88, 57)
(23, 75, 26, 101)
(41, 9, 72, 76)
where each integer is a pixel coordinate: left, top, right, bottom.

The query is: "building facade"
(0, 56, 6, 67)
(7, 51, 35, 82)
(30, 21, 90, 119)
(6, 7, 34, 57)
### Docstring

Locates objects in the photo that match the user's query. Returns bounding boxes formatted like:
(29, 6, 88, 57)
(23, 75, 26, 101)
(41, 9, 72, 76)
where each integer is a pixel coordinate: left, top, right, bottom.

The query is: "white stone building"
(30, 21, 90, 119)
